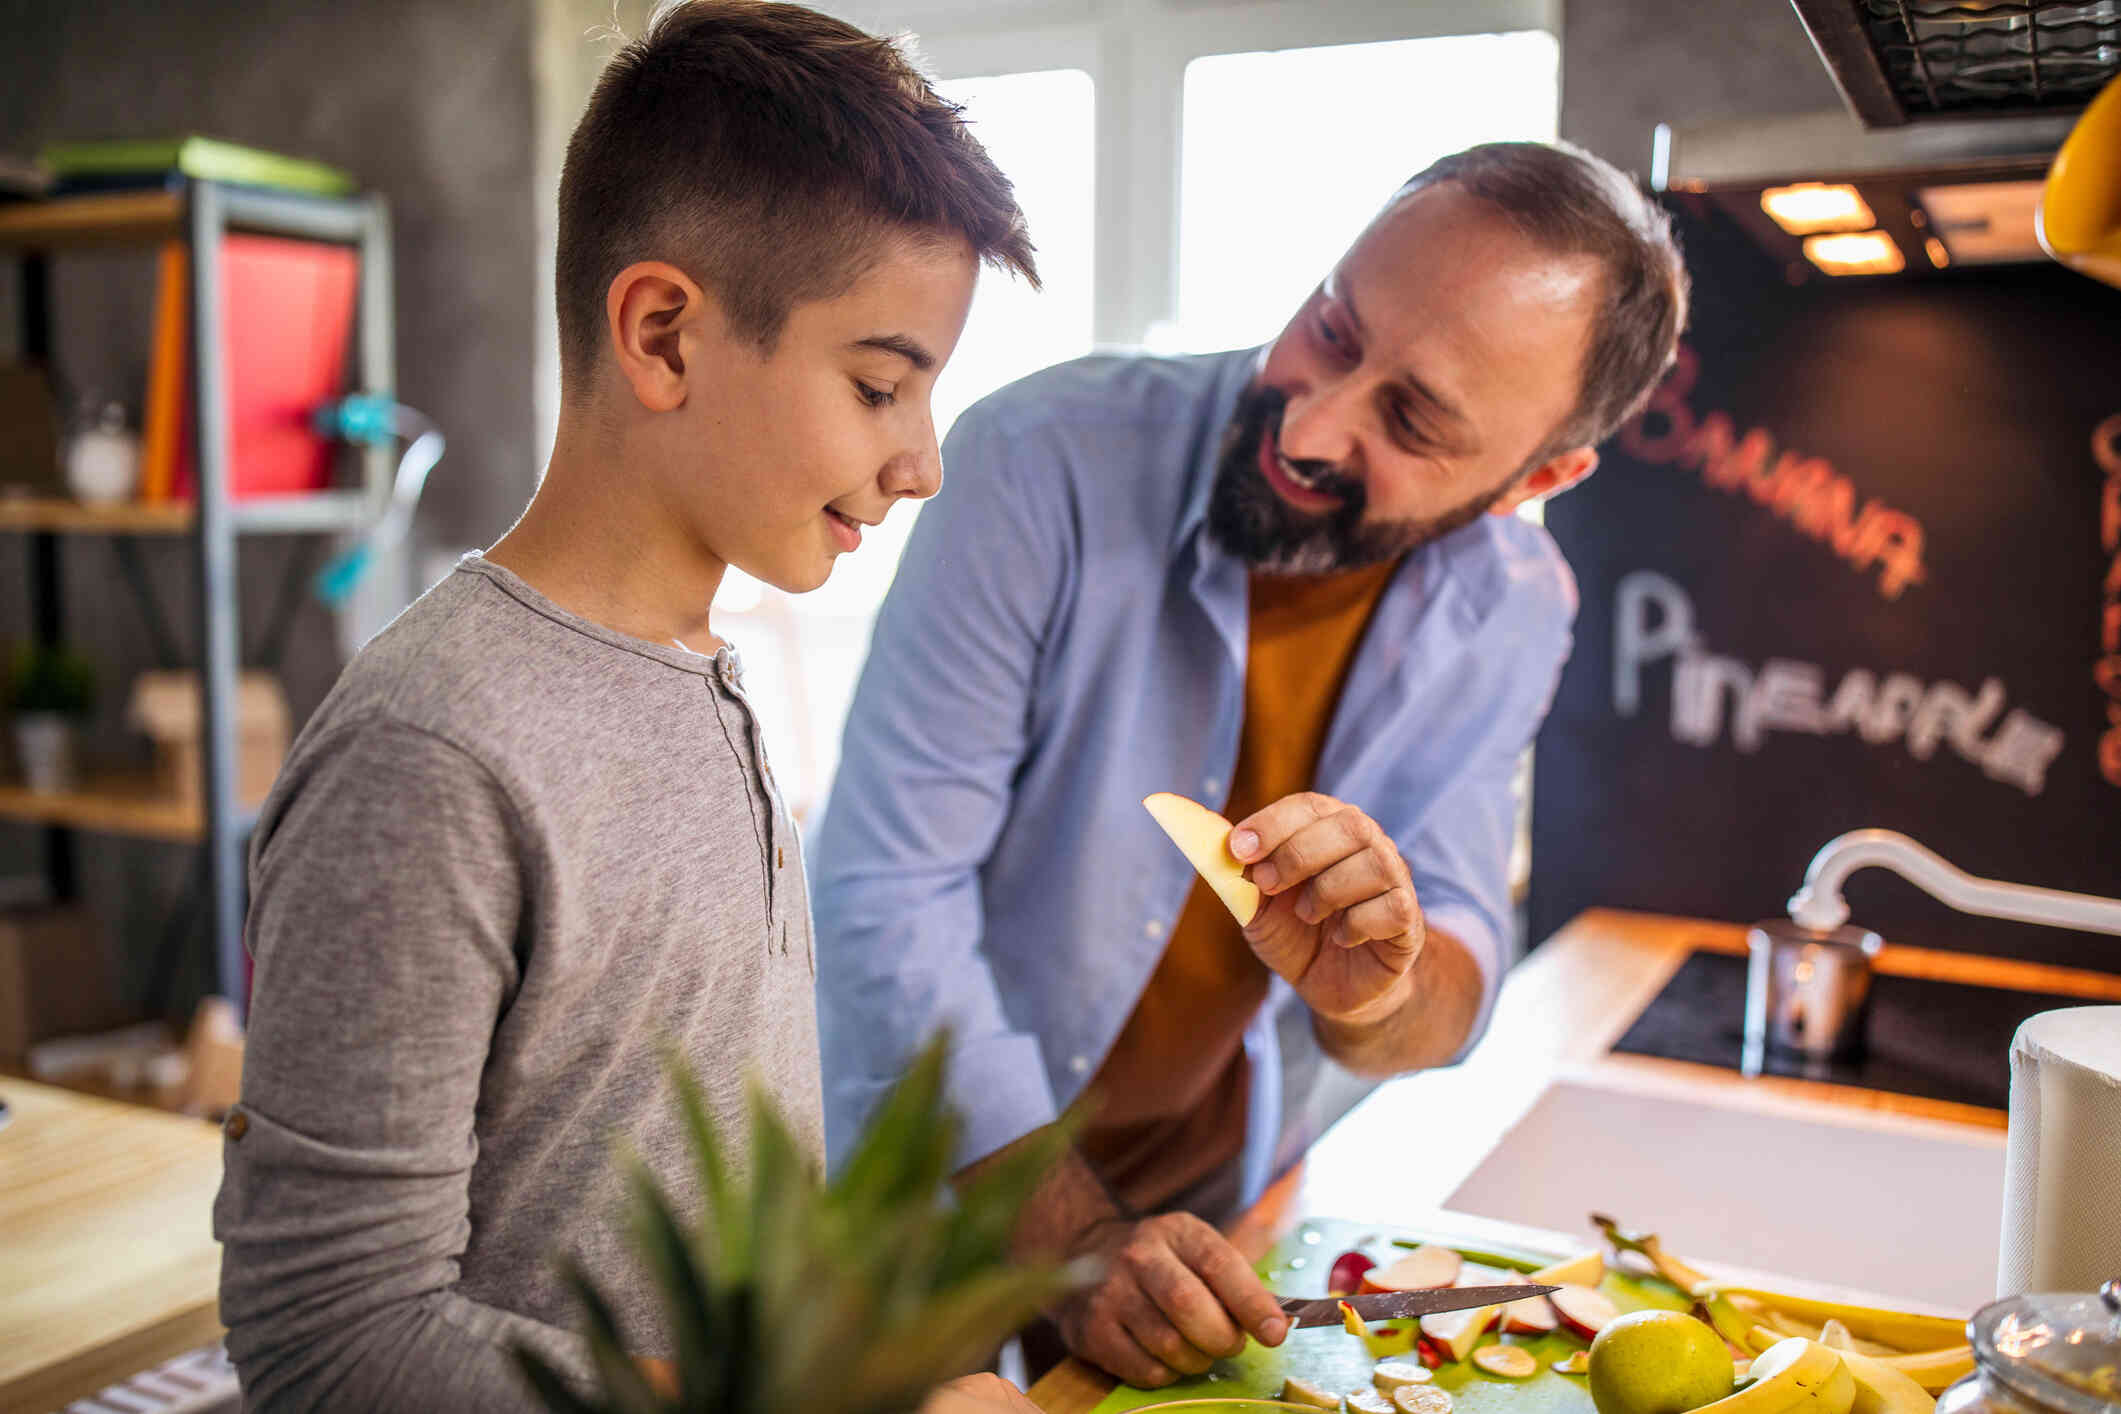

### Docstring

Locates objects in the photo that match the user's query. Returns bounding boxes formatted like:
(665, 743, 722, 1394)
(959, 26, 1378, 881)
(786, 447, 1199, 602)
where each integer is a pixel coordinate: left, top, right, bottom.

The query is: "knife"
(1279, 1283, 1560, 1329)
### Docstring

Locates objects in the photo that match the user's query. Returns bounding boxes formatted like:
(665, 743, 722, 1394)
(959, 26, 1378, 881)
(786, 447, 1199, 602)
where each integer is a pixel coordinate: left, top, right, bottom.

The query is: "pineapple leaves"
(522, 1032, 1082, 1414)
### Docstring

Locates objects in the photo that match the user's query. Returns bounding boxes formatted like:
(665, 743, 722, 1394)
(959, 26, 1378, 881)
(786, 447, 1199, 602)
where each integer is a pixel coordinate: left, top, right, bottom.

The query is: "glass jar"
(1937, 1283, 2121, 1414)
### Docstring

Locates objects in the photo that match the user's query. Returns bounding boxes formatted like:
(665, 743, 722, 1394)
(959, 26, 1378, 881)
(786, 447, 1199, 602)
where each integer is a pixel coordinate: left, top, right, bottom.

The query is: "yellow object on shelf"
(2038, 71, 2121, 289)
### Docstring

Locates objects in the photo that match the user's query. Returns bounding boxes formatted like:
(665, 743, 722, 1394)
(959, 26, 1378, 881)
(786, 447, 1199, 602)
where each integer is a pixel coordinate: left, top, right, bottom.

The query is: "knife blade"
(1279, 1283, 1560, 1329)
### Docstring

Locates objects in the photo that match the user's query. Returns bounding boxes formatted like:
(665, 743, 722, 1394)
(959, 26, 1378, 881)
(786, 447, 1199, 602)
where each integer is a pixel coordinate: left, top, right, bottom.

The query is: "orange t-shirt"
(1080, 558, 1402, 1212)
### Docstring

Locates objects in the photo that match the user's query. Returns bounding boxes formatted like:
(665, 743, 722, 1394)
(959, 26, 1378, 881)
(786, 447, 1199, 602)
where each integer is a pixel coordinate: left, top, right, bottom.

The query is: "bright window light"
(1170, 31, 1560, 353)
(1760, 182, 1877, 236)
(1803, 230, 1907, 276)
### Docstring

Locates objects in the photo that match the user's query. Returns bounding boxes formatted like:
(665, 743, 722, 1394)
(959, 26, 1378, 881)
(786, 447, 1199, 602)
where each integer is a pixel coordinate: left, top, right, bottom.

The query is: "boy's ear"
(604, 261, 708, 412)
(1490, 445, 1598, 517)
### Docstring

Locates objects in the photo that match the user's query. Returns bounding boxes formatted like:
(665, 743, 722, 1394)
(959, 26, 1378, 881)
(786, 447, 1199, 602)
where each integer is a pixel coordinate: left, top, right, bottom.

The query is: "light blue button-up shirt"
(810, 348, 1576, 1207)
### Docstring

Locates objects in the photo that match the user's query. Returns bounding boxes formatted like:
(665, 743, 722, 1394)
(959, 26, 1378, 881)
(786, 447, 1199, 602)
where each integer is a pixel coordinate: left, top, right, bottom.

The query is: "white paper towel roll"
(1997, 1006, 2121, 1297)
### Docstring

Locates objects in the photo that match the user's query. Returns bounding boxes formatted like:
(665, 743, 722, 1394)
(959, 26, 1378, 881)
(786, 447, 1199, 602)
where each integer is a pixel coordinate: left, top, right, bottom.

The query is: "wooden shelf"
(0, 498, 192, 534)
(0, 774, 202, 843)
(0, 191, 185, 250)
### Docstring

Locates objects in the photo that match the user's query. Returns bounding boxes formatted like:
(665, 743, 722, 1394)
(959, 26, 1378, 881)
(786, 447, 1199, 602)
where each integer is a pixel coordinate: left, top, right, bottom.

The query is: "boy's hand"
(921, 1372, 1044, 1412)
(1053, 1211, 1288, 1387)
(1230, 793, 1424, 1026)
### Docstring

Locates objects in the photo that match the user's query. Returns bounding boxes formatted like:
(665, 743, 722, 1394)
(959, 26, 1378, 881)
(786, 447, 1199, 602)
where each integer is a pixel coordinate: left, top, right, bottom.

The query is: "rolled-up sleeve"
(215, 721, 595, 1412)
(810, 403, 1077, 1170)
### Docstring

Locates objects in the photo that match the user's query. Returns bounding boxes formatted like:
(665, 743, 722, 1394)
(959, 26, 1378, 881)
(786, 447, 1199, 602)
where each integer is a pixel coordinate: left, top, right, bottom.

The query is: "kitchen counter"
(1027, 907, 2121, 1413)
(0, 1077, 225, 1413)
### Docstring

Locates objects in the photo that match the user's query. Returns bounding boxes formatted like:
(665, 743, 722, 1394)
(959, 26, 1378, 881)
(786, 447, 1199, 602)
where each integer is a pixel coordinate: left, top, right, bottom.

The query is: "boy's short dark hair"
(556, 0, 1038, 390)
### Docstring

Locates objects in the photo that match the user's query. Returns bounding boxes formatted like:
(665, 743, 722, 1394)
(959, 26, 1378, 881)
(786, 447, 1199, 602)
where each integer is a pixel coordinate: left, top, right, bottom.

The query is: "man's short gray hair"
(1396, 141, 1690, 460)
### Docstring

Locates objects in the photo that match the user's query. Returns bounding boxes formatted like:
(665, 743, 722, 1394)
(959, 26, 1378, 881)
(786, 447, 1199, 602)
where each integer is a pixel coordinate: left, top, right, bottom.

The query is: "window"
(1171, 31, 1561, 353)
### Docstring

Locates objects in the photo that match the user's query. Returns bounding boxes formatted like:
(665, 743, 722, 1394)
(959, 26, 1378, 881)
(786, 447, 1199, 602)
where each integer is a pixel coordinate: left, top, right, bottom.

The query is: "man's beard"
(1205, 383, 1514, 575)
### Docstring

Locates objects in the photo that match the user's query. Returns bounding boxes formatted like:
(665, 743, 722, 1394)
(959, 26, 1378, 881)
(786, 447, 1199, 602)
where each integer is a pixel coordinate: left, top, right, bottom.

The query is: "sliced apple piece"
(1530, 1251, 1605, 1286)
(1279, 1375, 1340, 1409)
(1143, 792, 1259, 924)
(1330, 1249, 1379, 1297)
(1550, 1284, 1620, 1340)
(1362, 1245, 1463, 1293)
(1394, 1385, 1455, 1414)
(1474, 1345, 1539, 1379)
(1374, 1361, 1434, 1392)
(1554, 1351, 1591, 1376)
(1422, 1303, 1503, 1362)
(1502, 1296, 1560, 1336)
(1342, 1300, 1370, 1339)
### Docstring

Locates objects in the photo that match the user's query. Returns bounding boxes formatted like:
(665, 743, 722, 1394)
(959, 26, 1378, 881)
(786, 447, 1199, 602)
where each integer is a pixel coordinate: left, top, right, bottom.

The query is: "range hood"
(1789, 0, 2121, 127)
(1652, 108, 2074, 276)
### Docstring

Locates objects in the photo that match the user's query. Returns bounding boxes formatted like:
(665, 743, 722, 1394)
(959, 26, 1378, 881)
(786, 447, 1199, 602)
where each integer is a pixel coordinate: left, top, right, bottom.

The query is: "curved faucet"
(1787, 829, 2121, 937)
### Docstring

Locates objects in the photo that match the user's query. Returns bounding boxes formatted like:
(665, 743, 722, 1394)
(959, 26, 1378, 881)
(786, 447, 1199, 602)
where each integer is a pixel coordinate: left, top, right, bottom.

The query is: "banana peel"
(1702, 1287, 1964, 1354)
(1695, 1284, 1970, 1395)
(1687, 1338, 1857, 1414)
(1831, 1343, 1940, 1414)
(1594, 1213, 1713, 1293)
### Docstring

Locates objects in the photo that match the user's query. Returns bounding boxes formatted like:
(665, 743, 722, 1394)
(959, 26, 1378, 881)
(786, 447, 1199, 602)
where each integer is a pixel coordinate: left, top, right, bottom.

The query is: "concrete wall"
(0, 0, 537, 1010)
(1559, 0, 1846, 174)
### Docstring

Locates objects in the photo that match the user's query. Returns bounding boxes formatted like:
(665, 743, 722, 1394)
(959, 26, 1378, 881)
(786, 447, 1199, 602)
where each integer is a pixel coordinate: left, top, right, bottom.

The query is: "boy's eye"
(856, 382, 897, 409)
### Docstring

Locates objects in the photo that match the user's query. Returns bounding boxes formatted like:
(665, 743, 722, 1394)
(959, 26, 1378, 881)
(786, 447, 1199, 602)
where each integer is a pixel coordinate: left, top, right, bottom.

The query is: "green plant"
(6, 642, 95, 718)
(519, 1034, 1083, 1414)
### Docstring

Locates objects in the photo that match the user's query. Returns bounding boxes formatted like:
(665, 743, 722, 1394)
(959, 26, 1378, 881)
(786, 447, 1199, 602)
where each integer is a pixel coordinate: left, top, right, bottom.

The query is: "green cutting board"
(1088, 1219, 1690, 1413)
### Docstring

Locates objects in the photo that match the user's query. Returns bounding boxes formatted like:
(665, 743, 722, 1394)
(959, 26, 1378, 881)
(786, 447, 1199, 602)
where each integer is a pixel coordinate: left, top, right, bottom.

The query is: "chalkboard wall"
(1530, 199, 2121, 972)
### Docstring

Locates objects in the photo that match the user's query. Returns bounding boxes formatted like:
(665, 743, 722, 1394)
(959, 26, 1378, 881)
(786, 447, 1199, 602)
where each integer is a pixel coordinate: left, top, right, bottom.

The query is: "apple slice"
(1329, 1249, 1378, 1297)
(1553, 1352, 1591, 1376)
(1501, 1295, 1560, 1336)
(1550, 1284, 1620, 1340)
(1422, 1302, 1502, 1362)
(1530, 1251, 1605, 1286)
(1473, 1345, 1539, 1379)
(1142, 792, 1259, 924)
(1361, 1245, 1463, 1293)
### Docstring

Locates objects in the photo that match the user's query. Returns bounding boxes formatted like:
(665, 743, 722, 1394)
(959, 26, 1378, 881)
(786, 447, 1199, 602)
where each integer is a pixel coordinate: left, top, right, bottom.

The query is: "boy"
(213, 5, 1040, 1409)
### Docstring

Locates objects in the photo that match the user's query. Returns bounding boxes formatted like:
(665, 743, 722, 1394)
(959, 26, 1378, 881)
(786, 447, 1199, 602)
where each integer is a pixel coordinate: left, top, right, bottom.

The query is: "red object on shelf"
(167, 232, 358, 501)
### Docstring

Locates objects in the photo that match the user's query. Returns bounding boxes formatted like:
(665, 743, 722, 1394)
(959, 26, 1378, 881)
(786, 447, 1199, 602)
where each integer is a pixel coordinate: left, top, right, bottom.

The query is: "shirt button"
(225, 1109, 249, 1141)
(1144, 918, 1166, 940)
(1069, 1055, 1089, 1075)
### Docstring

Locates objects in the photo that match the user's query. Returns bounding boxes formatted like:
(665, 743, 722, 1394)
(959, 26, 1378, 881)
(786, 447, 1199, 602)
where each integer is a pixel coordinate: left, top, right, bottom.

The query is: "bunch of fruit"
(1275, 1217, 1971, 1414)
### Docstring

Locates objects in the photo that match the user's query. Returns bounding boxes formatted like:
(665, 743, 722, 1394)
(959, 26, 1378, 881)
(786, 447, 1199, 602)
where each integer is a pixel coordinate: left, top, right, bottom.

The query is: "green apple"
(1590, 1310, 1737, 1414)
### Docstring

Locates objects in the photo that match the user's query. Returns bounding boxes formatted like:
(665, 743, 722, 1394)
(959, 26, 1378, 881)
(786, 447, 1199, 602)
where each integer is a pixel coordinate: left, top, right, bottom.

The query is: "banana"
(1702, 1287, 1965, 1355)
(1864, 1346, 1973, 1395)
(1686, 1339, 1855, 1414)
(1833, 1345, 1939, 1414)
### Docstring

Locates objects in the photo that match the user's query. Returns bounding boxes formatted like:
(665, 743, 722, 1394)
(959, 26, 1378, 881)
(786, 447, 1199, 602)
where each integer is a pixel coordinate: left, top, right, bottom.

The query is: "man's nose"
(1275, 376, 1363, 471)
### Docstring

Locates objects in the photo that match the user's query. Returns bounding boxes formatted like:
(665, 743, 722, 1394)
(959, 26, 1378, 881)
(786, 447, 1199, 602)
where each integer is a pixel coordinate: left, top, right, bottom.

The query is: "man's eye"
(1317, 313, 1352, 357)
(857, 382, 896, 409)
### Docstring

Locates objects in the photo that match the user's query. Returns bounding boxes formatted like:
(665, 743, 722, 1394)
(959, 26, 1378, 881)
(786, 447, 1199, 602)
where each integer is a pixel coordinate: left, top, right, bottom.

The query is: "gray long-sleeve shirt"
(214, 555, 824, 1412)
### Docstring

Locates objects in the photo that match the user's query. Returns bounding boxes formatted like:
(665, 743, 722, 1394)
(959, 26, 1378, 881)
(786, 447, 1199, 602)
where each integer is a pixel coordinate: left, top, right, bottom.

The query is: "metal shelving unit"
(2, 178, 394, 1018)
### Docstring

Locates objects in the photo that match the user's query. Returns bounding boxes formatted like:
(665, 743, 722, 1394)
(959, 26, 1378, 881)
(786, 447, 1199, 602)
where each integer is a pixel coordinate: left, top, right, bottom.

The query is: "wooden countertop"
(0, 1078, 225, 1414)
(1027, 908, 2121, 1413)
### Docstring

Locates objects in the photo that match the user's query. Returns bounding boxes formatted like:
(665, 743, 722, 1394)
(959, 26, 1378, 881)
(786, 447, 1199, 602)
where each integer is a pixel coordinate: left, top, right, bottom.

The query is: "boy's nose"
(881, 442, 942, 502)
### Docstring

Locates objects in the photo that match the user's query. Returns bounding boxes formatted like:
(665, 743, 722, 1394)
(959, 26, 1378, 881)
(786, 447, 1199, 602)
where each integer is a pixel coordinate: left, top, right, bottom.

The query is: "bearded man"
(810, 140, 1689, 1388)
